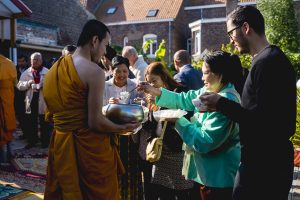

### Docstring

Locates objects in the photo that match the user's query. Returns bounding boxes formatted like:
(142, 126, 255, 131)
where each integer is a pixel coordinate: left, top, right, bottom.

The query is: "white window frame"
(107, 7, 117, 14)
(123, 36, 128, 47)
(143, 34, 157, 58)
(195, 30, 201, 55)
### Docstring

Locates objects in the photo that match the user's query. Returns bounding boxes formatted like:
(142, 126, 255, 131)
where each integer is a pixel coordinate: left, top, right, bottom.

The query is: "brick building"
(188, 0, 300, 59)
(94, 0, 188, 64)
(92, 0, 300, 65)
(15, 0, 94, 67)
(0, 0, 32, 60)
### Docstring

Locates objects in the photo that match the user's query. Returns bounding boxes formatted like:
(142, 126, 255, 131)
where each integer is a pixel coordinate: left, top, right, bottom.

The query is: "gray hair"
(122, 46, 137, 57)
(30, 52, 42, 60)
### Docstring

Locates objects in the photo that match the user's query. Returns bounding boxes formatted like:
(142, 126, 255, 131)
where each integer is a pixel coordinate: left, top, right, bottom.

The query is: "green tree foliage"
(111, 45, 123, 55)
(257, 0, 300, 79)
(290, 88, 300, 147)
(155, 40, 166, 61)
(143, 39, 176, 76)
(191, 44, 252, 71)
(257, 0, 300, 52)
(286, 52, 300, 79)
(191, 59, 203, 70)
(221, 44, 252, 69)
(142, 39, 154, 54)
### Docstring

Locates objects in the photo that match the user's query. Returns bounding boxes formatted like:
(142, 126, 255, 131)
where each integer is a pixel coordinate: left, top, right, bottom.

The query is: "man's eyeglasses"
(227, 24, 243, 40)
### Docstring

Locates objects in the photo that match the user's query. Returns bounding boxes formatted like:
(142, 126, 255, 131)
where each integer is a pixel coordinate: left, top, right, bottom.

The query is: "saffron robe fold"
(0, 55, 17, 146)
(43, 56, 124, 200)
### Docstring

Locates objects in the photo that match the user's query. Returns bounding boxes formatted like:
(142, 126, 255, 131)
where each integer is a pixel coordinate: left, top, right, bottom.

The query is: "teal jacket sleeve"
(155, 87, 201, 111)
(175, 112, 235, 153)
(156, 84, 240, 153)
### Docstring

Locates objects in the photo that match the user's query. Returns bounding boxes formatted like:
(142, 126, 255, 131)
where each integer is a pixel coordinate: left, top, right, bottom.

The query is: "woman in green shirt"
(138, 51, 242, 200)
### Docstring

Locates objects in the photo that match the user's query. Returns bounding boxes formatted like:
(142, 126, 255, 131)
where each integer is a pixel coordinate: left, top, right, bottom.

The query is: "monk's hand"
(109, 97, 120, 104)
(137, 82, 161, 97)
(120, 122, 141, 135)
(199, 92, 221, 112)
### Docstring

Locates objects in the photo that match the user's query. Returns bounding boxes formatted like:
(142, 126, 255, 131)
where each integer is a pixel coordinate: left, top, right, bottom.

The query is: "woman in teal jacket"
(139, 51, 243, 200)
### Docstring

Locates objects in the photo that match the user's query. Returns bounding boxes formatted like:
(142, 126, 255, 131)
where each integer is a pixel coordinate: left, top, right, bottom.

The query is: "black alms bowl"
(103, 103, 144, 124)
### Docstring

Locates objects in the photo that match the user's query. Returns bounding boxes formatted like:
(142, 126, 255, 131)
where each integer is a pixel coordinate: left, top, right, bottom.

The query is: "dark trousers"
(138, 158, 153, 200)
(151, 183, 193, 200)
(23, 93, 52, 147)
(199, 185, 232, 200)
(233, 161, 294, 200)
(192, 181, 202, 200)
(14, 91, 26, 137)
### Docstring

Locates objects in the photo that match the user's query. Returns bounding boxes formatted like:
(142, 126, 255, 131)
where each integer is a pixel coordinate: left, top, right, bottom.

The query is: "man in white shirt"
(122, 46, 148, 82)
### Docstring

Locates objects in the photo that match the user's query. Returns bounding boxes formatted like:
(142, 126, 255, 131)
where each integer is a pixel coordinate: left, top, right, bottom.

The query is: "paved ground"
(2, 129, 300, 200)
(0, 130, 46, 199)
(289, 166, 300, 200)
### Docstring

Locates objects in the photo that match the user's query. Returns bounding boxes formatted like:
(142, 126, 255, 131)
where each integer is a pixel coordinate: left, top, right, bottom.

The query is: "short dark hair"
(77, 19, 110, 46)
(203, 50, 244, 94)
(63, 45, 77, 53)
(227, 5, 265, 35)
(17, 54, 28, 62)
(111, 56, 130, 70)
(174, 50, 191, 64)
(105, 46, 117, 61)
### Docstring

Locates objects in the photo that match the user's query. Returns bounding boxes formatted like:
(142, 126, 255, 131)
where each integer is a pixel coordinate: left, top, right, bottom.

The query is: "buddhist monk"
(0, 54, 17, 163)
(43, 20, 140, 200)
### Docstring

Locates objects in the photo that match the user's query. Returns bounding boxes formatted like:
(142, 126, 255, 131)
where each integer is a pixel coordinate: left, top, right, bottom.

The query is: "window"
(107, 7, 117, 14)
(187, 38, 192, 54)
(147, 9, 158, 17)
(123, 36, 128, 47)
(195, 31, 201, 54)
(143, 34, 157, 58)
(80, 0, 87, 7)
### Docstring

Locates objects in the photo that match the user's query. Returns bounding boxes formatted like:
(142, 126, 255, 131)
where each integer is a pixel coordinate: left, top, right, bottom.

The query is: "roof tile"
(95, 0, 184, 23)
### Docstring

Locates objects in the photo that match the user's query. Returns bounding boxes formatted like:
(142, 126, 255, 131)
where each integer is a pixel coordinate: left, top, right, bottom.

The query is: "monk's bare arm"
(86, 66, 138, 134)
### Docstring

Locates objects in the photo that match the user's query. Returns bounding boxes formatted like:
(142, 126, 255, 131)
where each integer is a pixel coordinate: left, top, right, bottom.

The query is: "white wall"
(0, 19, 11, 40)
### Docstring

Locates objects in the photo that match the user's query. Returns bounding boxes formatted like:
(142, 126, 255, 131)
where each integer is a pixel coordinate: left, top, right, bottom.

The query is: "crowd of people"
(0, 5, 297, 200)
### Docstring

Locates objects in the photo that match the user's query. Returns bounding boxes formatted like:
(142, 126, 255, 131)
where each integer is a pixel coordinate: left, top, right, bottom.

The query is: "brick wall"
(203, 7, 226, 18)
(107, 22, 179, 63)
(184, 7, 226, 29)
(21, 0, 91, 46)
(187, 0, 224, 6)
(173, 6, 193, 51)
(86, 0, 101, 13)
(201, 22, 229, 52)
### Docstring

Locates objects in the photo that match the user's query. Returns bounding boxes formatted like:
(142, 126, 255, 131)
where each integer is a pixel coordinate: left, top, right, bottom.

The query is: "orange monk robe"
(0, 55, 17, 146)
(43, 56, 124, 200)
